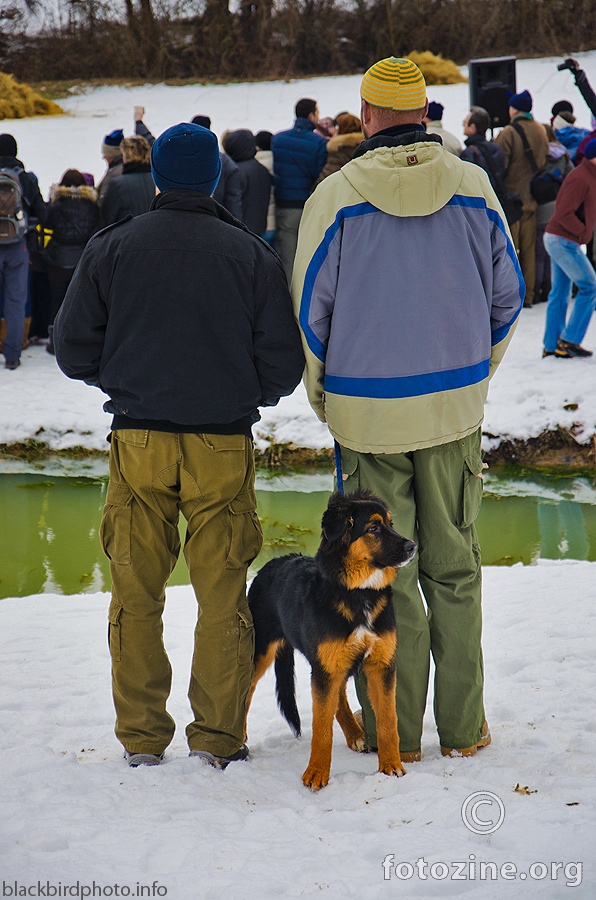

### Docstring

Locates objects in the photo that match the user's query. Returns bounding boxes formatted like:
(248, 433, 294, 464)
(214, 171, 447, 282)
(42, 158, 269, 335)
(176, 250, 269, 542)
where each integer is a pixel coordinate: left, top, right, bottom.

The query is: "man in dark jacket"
(0, 133, 46, 370)
(543, 138, 596, 358)
(54, 123, 304, 769)
(100, 135, 155, 225)
(97, 129, 124, 207)
(460, 106, 506, 192)
(271, 98, 327, 281)
(223, 129, 272, 235)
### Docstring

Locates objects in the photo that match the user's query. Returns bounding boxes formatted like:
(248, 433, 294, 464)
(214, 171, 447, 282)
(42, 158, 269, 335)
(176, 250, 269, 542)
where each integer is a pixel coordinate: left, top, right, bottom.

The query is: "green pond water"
(2, 462, 596, 599)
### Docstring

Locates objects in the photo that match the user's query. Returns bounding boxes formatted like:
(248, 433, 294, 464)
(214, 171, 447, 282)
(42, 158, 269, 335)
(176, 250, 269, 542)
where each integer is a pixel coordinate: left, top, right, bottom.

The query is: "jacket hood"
(341, 137, 466, 216)
(327, 131, 364, 152)
(50, 183, 98, 203)
(224, 129, 256, 162)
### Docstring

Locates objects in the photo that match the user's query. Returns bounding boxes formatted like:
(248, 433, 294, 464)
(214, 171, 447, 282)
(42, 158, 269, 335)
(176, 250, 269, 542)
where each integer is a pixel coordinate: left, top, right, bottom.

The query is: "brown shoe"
(441, 721, 491, 758)
(400, 749, 422, 763)
(354, 709, 421, 761)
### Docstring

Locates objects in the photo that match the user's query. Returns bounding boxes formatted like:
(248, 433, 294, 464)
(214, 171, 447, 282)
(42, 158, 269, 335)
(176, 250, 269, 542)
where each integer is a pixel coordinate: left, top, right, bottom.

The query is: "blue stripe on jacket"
(299, 202, 377, 362)
(299, 195, 523, 393)
(324, 359, 491, 399)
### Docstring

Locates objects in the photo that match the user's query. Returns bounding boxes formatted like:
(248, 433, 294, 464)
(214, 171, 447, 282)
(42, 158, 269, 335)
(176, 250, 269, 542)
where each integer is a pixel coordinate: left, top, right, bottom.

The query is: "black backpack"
(0, 166, 28, 243)
(511, 122, 563, 205)
(470, 142, 524, 226)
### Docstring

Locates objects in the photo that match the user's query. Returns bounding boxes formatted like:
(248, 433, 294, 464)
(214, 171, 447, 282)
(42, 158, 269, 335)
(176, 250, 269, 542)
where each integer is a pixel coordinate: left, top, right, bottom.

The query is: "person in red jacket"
(543, 138, 596, 358)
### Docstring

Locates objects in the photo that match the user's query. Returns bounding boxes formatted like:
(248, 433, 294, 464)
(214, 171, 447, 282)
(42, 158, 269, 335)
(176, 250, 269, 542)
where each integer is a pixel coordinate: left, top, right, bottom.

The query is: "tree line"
(3, 0, 596, 83)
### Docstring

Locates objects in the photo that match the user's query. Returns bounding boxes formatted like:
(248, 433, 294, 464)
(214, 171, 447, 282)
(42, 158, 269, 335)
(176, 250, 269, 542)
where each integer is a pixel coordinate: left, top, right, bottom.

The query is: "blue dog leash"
(334, 440, 345, 496)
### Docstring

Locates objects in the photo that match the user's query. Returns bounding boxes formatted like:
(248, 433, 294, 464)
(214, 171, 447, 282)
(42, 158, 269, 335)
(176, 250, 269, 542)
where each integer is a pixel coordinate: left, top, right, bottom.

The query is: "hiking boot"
(189, 744, 249, 769)
(441, 721, 491, 758)
(124, 750, 164, 767)
(553, 343, 573, 358)
(354, 709, 421, 761)
(557, 339, 593, 358)
(4, 358, 20, 370)
(542, 349, 555, 358)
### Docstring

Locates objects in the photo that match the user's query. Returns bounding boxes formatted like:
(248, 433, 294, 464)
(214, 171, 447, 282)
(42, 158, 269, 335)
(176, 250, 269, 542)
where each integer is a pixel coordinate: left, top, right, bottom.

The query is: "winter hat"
(150, 123, 222, 195)
(361, 57, 426, 111)
(102, 129, 124, 158)
(583, 138, 596, 160)
(0, 133, 17, 157)
(427, 101, 444, 121)
(191, 115, 212, 130)
(509, 90, 533, 113)
(551, 100, 573, 117)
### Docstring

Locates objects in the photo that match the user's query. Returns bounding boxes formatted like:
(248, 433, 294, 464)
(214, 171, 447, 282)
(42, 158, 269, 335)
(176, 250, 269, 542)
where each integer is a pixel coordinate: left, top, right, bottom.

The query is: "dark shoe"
(542, 350, 555, 358)
(124, 749, 164, 767)
(554, 343, 574, 358)
(189, 744, 249, 769)
(441, 721, 491, 758)
(4, 358, 20, 370)
(557, 339, 593, 358)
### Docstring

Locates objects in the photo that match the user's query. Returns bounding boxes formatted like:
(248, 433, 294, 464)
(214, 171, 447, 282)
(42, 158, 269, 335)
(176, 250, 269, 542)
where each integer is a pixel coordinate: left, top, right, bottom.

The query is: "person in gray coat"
(222, 129, 272, 235)
(101, 136, 155, 226)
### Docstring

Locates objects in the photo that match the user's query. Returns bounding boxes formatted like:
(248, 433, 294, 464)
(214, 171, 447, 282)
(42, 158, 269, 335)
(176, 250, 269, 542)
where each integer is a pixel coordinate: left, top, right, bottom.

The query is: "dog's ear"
(321, 494, 354, 546)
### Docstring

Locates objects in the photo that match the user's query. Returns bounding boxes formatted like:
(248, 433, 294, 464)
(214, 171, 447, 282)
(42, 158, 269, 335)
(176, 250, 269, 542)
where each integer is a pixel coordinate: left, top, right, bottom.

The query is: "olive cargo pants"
(340, 429, 486, 753)
(100, 430, 263, 757)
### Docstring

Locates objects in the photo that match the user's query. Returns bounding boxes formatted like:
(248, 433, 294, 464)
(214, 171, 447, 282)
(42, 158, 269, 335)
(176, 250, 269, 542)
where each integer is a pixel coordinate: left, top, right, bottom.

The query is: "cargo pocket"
(225, 491, 263, 569)
(202, 434, 246, 452)
(337, 446, 359, 492)
(99, 482, 133, 565)
(460, 452, 484, 528)
(237, 607, 254, 665)
(107, 598, 123, 663)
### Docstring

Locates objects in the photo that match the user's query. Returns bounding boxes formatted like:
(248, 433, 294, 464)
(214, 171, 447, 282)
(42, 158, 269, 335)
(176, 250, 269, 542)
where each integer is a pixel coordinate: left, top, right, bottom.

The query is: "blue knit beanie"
(427, 101, 444, 121)
(584, 138, 596, 160)
(510, 90, 532, 113)
(150, 123, 222, 195)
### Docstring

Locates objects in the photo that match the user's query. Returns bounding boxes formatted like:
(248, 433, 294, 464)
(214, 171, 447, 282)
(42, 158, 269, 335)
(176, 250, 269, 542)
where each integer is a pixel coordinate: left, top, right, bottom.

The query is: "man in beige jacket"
(496, 90, 549, 306)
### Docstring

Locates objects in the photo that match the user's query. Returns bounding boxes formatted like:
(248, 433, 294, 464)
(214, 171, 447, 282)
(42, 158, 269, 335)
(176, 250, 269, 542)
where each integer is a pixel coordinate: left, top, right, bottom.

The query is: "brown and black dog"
(246, 489, 416, 790)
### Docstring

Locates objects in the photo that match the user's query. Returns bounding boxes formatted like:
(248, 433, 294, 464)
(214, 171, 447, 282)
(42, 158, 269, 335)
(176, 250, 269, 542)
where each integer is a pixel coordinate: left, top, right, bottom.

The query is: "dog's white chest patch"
(352, 625, 377, 658)
(358, 569, 386, 590)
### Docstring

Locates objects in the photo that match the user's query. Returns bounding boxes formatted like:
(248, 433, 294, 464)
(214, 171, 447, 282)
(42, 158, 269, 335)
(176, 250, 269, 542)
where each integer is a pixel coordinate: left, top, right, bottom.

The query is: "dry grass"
(0, 72, 64, 119)
(407, 51, 467, 85)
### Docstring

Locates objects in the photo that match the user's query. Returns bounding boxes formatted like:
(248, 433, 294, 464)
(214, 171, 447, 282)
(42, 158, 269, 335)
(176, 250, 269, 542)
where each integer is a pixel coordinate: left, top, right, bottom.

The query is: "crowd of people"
(2, 55, 596, 370)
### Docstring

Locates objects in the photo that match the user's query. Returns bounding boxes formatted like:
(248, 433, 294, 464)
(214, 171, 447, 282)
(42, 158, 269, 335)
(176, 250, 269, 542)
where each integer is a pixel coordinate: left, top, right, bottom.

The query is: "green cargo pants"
(100, 430, 262, 758)
(340, 429, 486, 753)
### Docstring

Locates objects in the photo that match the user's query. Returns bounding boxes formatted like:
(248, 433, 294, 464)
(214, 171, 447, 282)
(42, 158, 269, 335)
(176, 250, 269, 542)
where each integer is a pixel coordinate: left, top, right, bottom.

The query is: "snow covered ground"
(2, 55, 596, 898)
(1, 564, 595, 897)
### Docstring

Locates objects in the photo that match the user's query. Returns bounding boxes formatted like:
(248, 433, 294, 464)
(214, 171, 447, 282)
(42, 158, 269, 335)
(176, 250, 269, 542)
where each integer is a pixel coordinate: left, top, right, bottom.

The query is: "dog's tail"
(274, 643, 301, 737)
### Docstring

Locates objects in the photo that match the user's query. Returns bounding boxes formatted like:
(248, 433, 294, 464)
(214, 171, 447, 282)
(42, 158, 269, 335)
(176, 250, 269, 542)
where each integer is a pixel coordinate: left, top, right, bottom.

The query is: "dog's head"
(318, 489, 416, 590)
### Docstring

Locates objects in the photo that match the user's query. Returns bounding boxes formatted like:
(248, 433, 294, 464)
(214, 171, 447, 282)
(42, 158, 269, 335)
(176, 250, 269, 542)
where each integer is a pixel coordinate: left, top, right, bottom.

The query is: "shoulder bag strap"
(511, 121, 539, 173)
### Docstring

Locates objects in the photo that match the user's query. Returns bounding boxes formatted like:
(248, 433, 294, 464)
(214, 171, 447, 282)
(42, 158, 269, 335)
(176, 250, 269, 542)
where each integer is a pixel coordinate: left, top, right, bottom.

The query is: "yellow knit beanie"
(361, 57, 427, 111)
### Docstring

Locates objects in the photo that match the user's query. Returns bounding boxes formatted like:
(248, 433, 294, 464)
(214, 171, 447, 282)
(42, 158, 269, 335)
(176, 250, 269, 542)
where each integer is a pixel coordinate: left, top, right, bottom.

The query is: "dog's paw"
(302, 766, 330, 791)
(378, 758, 407, 777)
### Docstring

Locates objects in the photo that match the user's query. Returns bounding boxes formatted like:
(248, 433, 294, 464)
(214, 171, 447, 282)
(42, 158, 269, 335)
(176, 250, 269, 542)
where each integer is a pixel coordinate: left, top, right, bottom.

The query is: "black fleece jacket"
(53, 191, 304, 435)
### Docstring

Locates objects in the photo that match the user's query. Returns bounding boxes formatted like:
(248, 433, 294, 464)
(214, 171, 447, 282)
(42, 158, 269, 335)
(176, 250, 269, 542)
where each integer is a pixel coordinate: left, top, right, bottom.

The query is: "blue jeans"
(543, 233, 596, 352)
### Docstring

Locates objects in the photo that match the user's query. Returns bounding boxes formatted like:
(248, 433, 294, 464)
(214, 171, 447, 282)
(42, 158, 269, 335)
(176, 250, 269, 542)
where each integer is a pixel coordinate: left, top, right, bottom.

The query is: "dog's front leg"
(336, 680, 366, 751)
(364, 638, 406, 777)
(302, 669, 342, 791)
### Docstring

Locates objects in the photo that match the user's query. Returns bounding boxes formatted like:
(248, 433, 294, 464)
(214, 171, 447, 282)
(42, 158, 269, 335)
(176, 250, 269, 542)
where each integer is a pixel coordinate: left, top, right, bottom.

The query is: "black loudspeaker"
(468, 56, 517, 129)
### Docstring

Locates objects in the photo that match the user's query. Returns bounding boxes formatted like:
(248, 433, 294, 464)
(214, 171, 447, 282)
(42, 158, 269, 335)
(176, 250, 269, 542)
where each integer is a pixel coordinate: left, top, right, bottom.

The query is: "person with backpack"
(495, 91, 549, 307)
(0, 133, 46, 370)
